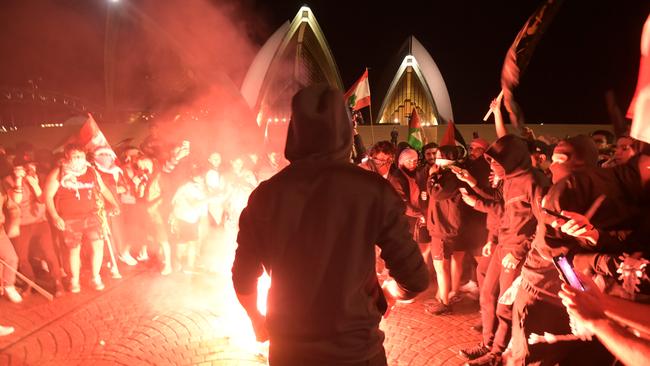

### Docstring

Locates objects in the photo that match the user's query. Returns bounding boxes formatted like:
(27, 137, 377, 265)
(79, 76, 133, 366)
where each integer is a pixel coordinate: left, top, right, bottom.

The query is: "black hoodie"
(522, 154, 645, 295)
(484, 135, 550, 259)
(233, 84, 428, 363)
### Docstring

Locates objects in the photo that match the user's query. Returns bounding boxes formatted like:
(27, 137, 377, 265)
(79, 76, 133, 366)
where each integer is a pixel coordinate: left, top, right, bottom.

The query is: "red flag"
(344, 69, 371, 111)
(628, 15, 650, 144)
(67, 114, 113, 153)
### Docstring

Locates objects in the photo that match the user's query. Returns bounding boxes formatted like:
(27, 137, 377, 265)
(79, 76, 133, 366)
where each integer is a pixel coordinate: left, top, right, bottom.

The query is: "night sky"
(0, 0, 648, 125)
(255, 0, 649, 124)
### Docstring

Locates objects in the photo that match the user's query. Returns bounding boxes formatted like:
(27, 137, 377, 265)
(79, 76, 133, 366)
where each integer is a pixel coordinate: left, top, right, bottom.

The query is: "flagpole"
(483, 90, 504, 121)
(367, 68, 375, 144)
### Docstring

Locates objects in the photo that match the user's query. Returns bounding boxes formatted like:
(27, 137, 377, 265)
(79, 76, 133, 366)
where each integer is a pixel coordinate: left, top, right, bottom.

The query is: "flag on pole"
(628, 15, 650, 144)
(407, 108, 424, 150)
(67, 113, 113, 153)
(344, 69, 371, 111)
(501, 0, 564, 130)
(439, 120, 467, 149)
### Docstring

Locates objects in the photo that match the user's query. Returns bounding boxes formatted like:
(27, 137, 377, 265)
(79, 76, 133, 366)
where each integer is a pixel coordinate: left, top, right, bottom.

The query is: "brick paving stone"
(0, 266, 483, 365)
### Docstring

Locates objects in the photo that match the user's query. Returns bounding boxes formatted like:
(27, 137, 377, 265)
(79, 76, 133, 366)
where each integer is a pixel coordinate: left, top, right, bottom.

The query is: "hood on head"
(284, 84, 353, 163)
(485, 134, 531, 175)
(564, 135, 599, 168)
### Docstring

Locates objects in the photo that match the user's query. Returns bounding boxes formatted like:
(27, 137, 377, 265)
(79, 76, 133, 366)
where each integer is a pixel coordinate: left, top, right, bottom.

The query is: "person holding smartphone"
(559, 272, 650, 366)
(509, 135, 642, 365)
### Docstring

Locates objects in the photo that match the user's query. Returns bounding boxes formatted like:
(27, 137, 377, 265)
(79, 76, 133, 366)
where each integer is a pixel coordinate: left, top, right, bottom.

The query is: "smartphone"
(552, 254, 585, 290)
(543, 207, 571, 221)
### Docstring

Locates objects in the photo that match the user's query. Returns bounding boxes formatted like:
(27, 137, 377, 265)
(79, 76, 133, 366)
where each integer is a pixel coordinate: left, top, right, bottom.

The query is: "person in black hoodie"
(232, 84, 429, 366)
(510, 135, 644, 366)
(462, 134, 549, 365)
(424, 145, 471, 315)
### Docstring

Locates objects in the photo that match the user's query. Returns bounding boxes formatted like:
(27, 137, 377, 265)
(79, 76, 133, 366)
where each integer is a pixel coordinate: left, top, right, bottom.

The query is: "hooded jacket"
(484, 135, 549, 260)
(425, 145, 470, 242)
(232, 84, 428, 363)
(522, 153, 645, 295)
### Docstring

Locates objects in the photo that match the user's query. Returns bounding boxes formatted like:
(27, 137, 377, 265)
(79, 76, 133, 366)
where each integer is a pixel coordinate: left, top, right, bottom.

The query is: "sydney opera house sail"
(375, 36, 453, 126)
(241, 6, 343, 150)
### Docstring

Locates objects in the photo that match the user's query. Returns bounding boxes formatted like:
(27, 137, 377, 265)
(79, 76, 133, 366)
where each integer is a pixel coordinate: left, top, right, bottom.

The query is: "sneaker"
(70, 280, 81, 293)
(459, 343, 490, 360)
(161, 265, 172, 276)
(465, 351, 501, 366)
(0, 325, 14, 337)
(119, 252, 138, 266)
(136, 248, 149, 262)
(424, 301, 452, 316)
(4, 286, 22, 303)
(92, 276, 105, 291)
(459, 280, 479, 295)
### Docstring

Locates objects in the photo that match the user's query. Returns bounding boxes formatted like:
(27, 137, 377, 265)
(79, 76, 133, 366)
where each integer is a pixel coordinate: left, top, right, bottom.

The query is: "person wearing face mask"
(44, 144, 119, 294)
(359, 141, 396, 179)
(463, 135, 549, 365)
(547, 136, 599, 184)
(4, 155, 64, 297)
(132, 155, 172, 275)
(424, 145, 474, 316)
(93, 146, 137, 268)
(509, 135, 638, 365)
(127, 139, 191, 276)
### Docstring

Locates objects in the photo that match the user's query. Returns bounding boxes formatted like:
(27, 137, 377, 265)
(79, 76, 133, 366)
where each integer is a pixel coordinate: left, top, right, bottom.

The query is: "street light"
(104, 0, 121, 121)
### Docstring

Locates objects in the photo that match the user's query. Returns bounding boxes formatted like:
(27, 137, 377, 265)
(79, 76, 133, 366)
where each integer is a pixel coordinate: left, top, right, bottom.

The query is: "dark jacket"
(485, 135, 550, 260)
(461, 156, 492, 247)
(427, 168, 470, 242)
(232, 84, 428, 363)
(473, 180, 504, 245)
(388, 167, 426, 237)
(522, 155, 646, 294)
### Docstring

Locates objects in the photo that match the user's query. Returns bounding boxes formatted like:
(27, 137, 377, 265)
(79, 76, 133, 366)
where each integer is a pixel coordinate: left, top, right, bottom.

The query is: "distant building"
(375, 36, 453, 126)
(240, 6, 343, 151)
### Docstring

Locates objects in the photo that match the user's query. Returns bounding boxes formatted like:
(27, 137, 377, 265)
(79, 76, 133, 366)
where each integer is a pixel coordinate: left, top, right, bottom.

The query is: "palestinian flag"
(408, 108, 424, 150)
(439, 120, 467, 148)
(344, 69, 371, 111)
(501, 0, 564, 130)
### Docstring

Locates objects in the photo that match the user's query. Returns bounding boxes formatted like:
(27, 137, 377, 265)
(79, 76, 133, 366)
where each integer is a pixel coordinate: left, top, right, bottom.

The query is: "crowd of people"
(0, 84, 648, 365)
(348, 95, 649, 365)
(0, 123, 289, 336)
